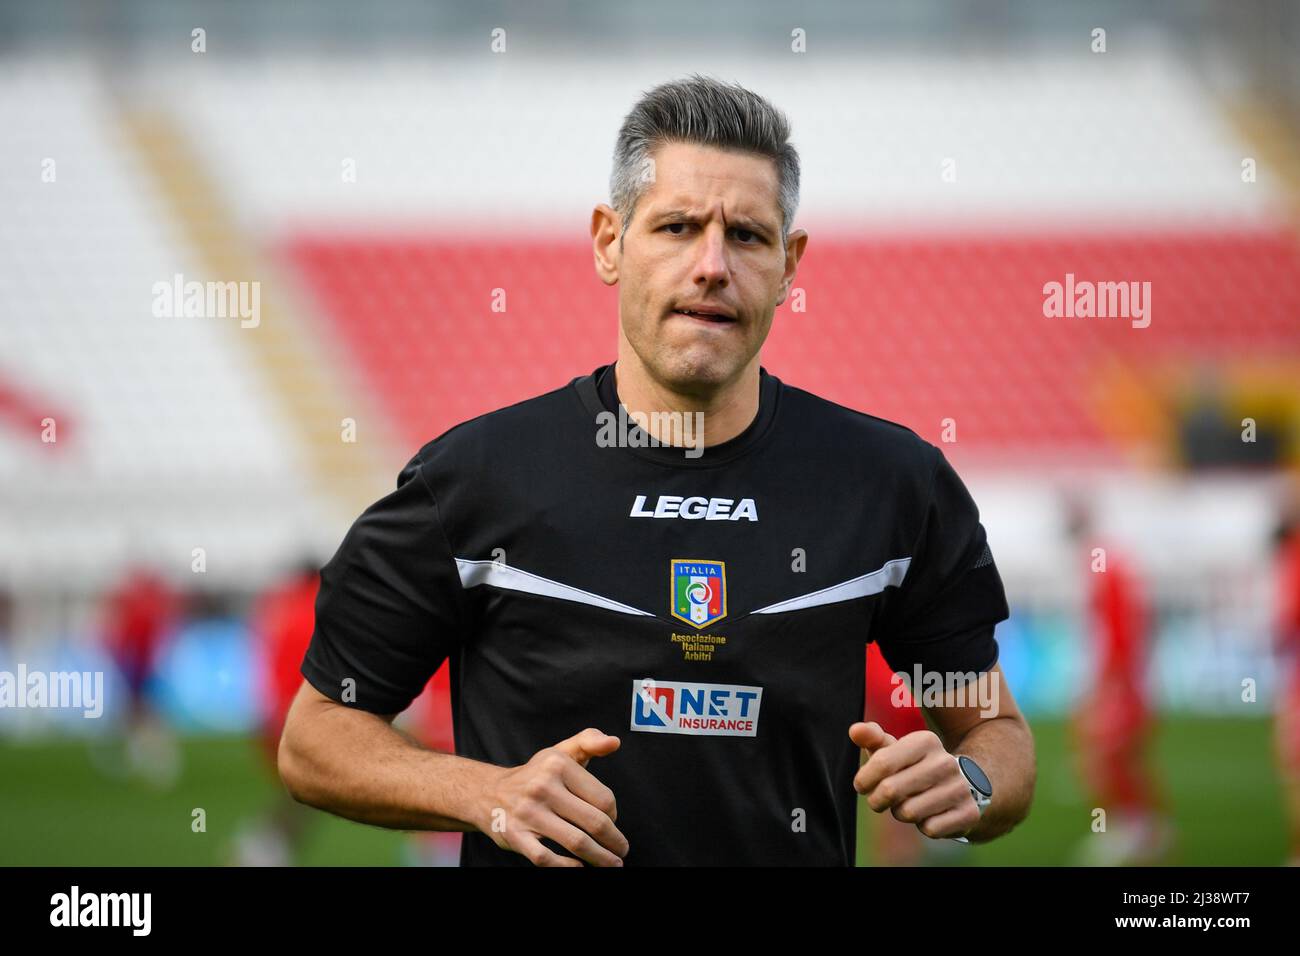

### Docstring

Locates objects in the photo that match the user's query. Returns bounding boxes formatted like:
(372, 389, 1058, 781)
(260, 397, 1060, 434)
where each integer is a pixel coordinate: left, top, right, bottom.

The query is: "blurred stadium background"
(1, 0, 1299, 865)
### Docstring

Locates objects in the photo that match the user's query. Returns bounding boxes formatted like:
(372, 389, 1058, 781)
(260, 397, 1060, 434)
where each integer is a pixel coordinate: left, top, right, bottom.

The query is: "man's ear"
(775, 228, 809, 306)
(592, 204, 622, 286)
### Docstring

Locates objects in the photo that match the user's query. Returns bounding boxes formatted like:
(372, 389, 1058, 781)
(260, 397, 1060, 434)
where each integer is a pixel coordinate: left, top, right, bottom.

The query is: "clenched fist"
(849, 721, 981, 841)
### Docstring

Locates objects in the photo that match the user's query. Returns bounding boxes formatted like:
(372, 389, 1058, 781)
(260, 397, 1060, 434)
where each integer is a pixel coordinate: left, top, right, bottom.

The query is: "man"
(279, 74, 1036, 866)
(231, 562, 321, 866)
(1064, 496, 1172, 865)
(1271, 504, 1300, 865)
(95, 564, 182, 788)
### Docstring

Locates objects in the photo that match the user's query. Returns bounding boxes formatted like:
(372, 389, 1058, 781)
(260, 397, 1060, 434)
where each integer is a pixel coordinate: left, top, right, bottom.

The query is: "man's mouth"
(671, 307, 737, 324)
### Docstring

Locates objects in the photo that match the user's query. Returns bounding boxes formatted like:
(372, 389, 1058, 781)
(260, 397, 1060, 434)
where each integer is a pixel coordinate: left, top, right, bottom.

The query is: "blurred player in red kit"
(1065, 497, 1173, 864)
(231, 562, 321, 866)
(1271, 502, 1300, 866)
(95, 565, 183, 787)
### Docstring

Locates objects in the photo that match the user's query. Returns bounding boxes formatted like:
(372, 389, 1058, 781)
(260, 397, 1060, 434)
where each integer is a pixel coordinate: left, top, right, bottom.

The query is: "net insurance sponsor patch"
(630, 678, 762, 736)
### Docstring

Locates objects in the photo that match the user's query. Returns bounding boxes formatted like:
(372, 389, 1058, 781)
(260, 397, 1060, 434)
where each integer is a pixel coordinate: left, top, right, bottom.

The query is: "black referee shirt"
(301, 362, 1009, 865)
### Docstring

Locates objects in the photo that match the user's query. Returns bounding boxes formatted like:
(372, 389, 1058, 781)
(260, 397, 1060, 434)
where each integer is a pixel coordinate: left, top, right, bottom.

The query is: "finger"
(857, 760, 929, 809)
(858, 746, 956, 805)
(513, 831, 584, 868)
(915, 803, 981, 841)
(857, 761, 939, 812)
(561, 759, 620, 823)
(550, 785, 629, 859)
(889, 773, 971, 824)
(848, 721, 896, 754)
(553, 727, 621, 768)
(537, 812, 625, 867)
(853, 738, 933, 798)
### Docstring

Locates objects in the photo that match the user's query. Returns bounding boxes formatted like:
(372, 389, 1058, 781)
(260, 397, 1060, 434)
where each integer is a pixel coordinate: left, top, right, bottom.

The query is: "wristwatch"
(948, 754, 993, 844)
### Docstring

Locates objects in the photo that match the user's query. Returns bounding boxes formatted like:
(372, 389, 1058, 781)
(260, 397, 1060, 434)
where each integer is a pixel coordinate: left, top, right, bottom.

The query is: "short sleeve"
(872, 446, 1009, 676)
(300, 451, 468, 715)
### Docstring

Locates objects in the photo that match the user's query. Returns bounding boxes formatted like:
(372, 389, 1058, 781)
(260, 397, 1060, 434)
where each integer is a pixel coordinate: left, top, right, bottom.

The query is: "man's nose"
(693, 224, 730, 287)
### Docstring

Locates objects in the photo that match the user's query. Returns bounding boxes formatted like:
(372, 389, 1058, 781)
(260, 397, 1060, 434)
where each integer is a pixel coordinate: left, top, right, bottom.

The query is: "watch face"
(958, 755, 993, 796)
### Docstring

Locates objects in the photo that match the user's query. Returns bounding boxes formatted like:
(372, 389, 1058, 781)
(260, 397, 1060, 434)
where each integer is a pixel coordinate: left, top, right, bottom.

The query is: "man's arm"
(278, 680, 630, 866)
(278, 680, 492, 832)
(857, 442, 1031, 844)
(920, 663, 1036, 842)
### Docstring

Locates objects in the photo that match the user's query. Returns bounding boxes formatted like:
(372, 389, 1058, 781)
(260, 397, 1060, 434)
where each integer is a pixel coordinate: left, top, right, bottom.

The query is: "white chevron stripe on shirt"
(751, 557, 911, 615)
(455, 558, 654, 616)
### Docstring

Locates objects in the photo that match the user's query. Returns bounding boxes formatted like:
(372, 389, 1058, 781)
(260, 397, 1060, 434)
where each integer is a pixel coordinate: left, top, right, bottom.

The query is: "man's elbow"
(276, 691, 327, 808)
(276, 714, 309, 805)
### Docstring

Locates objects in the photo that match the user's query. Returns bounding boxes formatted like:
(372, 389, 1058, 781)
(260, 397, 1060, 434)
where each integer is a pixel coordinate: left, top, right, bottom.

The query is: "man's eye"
(661, 223, 761, 243)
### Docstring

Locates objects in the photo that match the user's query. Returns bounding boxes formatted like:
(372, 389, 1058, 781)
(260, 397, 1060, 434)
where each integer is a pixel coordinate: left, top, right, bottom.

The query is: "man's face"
(598, 141, 805, 395)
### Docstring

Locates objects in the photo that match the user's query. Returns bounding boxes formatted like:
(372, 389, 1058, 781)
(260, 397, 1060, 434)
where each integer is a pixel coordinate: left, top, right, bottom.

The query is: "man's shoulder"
(404, 372, 588, 475)
(777, 376, 940, 475)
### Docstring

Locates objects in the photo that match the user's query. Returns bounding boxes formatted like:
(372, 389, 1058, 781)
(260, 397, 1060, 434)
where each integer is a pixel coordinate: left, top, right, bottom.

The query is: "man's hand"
(477, 727, 628, 867)
(849, 721, 980, 841)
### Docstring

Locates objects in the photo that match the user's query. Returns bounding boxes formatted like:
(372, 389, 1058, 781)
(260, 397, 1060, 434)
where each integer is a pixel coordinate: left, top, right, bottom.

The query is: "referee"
(279, 74, 1036, 866)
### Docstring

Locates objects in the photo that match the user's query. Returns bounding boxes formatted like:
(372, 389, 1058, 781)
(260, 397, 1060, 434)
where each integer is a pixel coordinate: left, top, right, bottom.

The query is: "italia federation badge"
(670, 559, 727, 628)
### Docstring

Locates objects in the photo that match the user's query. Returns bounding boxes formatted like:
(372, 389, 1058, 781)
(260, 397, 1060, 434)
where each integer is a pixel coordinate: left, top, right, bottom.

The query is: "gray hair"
(609, 73, 800, 246)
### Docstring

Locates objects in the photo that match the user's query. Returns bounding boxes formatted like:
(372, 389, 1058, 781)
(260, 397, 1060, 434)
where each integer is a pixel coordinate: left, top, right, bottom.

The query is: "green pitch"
(0, 716, 1288, 866)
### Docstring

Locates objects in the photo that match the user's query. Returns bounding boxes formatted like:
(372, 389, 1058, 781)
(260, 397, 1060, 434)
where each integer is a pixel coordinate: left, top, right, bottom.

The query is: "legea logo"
(629, 495, 757, 521)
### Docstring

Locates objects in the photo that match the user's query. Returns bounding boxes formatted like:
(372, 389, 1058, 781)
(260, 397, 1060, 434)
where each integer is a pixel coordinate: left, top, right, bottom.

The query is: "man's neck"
(610, 354, 761, 448)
